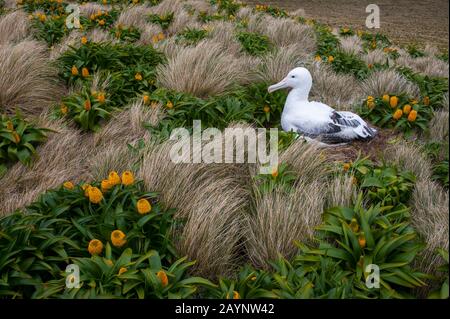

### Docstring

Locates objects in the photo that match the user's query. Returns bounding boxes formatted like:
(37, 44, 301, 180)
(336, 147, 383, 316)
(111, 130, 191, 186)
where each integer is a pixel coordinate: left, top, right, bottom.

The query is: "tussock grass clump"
(116, 4, 154, 29)
(0, 40, 64, 115)
(246, 181, 325, 269)
(79, 2, 111, 18)
(360, 69, 420, 99)
(0, 10, 31, 44)
(326, 174, 358, 208)
(338, 35, 363, 56)
(309, 62, 363, 110)
(396, 55, 449, 78)
(429, 111, 449, 143)
(156, 40, 248, 97)
(411, 180, 449, 275)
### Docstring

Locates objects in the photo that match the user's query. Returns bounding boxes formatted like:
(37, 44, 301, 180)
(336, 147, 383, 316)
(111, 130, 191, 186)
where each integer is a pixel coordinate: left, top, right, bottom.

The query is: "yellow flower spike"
(251, 276, 257, 281)
(134, 73, 143, 81)
(81, 36, 88, 44)
(88, 187, 103, 204)
(349, 218, 359, 233)
(137, 198, 152, 215)
(271, 167, 278, 178)
(98, 19, 106, 26)
(389, 96, 398, 108)
(352, 176, 358, 185)
(407, 110, 417, 122)
(84, 99, 91, 111)
(82, 184, 91, 196)
(111, 230, 127, 247)
(410, 99, 418, 105)
(157, 32, 165, 41)
(328, 55, 334, 63)
(105, 259, 113, 266)
(392, 109, 403, 120)
(60, 104, 68, 114)
(12, 132, 21, 144)
(263, 105, 270, 113)
(143, 95, 150, 104)
(97, 92, 106, 104)
(101, 179, 112, 192)
(103, 0, 108, 4)
(358, 232, 366, 249)
(166, 101, 174, 109)
(118, 267, 127, 275)
(88, 239, 103, 255)
(423, 96, 430, 106)
(108, 171, 121, 186)
(314, 55, 322, 62)
(403, 104, 412, 115)
(382, 94, 390, 103)
(39, 14, 46, 22)
(157, 270, 169, 287)
(63, 181, 74, 189)
(152, 35, 159, 43)
(81, 67, 89, 77)
(71, 65, 79, 76)
(90, 14, 95, 20)
(343, 163, 351, 171)
(121, 171, 134, 186)
(233, 291, 240, 299)
(6, 121, 14, 131)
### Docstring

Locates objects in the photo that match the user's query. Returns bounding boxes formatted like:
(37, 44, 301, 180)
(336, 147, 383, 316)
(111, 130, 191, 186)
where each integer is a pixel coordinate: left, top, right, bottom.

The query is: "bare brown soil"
(244, 0, 449, 50)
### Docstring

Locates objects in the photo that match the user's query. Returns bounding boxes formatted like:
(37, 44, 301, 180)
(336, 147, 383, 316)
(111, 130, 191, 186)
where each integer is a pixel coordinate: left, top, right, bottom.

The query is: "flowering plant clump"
(0, 171, 217, 298)
(359, 93, 433, 136)
(110, 25, 141, 42)
(147, 12, 174, 30)
(0, 113, 52, 172)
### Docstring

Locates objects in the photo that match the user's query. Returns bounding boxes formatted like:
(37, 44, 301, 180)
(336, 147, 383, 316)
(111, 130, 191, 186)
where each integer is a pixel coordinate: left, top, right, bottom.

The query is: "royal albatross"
(268, 67, 377, 145)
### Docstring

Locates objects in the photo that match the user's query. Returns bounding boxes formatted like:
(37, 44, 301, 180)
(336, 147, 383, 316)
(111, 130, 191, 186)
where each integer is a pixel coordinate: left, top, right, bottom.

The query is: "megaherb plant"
(297, 194, 428, 298)
(110, 25, 141, 43)
(176, 28, 208, 46)
(148, 12, 174, 30)
(0, 113, 51, 171)
(19, 0, 67, 15)
(359, 93, 433, 135)
(0, 171, 215, 298)
(237, 31, 272, 56)
(428, 249, 449, 299)
(31, 12, 70, 46)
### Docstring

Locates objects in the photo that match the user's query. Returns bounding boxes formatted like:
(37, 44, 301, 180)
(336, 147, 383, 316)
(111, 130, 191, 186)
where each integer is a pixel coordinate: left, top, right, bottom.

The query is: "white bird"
(268, 67, 377, 145)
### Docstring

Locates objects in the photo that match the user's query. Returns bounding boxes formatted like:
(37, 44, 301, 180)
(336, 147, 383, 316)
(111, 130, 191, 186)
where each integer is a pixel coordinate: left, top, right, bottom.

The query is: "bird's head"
(268, 67, 312, 93)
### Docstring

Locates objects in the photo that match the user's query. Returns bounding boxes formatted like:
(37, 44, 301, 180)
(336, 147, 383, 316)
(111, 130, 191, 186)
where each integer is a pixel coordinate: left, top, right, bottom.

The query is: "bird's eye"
(291, 75, 295, 78)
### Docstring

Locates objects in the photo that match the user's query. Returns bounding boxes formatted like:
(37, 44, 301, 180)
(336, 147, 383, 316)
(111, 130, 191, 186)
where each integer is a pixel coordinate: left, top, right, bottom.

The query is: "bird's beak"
(268, 78, 289, 93)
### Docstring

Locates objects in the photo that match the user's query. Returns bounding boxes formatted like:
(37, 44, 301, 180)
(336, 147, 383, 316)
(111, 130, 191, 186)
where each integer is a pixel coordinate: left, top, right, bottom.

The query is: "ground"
(245, 0, 449, 49)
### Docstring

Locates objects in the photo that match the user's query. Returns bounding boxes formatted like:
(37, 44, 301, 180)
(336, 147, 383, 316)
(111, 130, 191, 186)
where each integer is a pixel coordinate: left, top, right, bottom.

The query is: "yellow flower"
(71, 65, 79, 76)
(63, 181, 74, 189)
(349, 218, 359, 232)
(84, 99, 91, 111)
(101, 179, 112, 192)
(88, 187, 103, 204)
(143, 95, 150, 104)
(121, 171, 134, 186)
(352, 176, 358, 185)
(82, 184, 91, 196)
(389, 96, 398, 108)
(410, 99, 418, 105)
(263, 105, 270, 113)
(403, 104, 412, 115)
(271, 167, 278, 178)
(108, 171, 121, 186)
(97, 92, 106, 104)
(137, 198, 152, 215)
(90, 14, 96, 20)
(157, 270, 169, 287)
(61, 104, 68, 114)
(343, 163, 351, 171)
(103, 0, 108, 4)
(88, 239, 103, 255)
(314, 55, 321, 62)
(367, 63, 373, 69)
(39, 14, 46, 22)
(382, 94, 390, 103)
(166, 101, 174, 109)
(98, 19, 106, 26)
(82, 67, 89, 77)
(251, 276, 257, 281)
(6, 121, 14, 131)
(157, 32, 165, 41)
(407, 110, 417, 122)
(105, 259, 113, 266)
(392, 109, 403, 120)
(135, 73, 143, 81)
(12, 132, 21, 144)
(81, 36, 88, 44)
(328, 55, 334, 63)
(111, 230, 127, 247)
(233, 291, 240, 299)
(152, 35, 159, 43)
(358, 232, 366, 249)
(423, 96, 430, 106)
(118, 267, 127, 275)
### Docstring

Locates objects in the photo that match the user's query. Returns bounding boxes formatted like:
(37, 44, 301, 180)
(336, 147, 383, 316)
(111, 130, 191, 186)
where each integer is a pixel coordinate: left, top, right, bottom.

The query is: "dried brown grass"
(0, 40, 65, 116)
(360, 69, 420, 99)
(0, 10, 31, 45)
